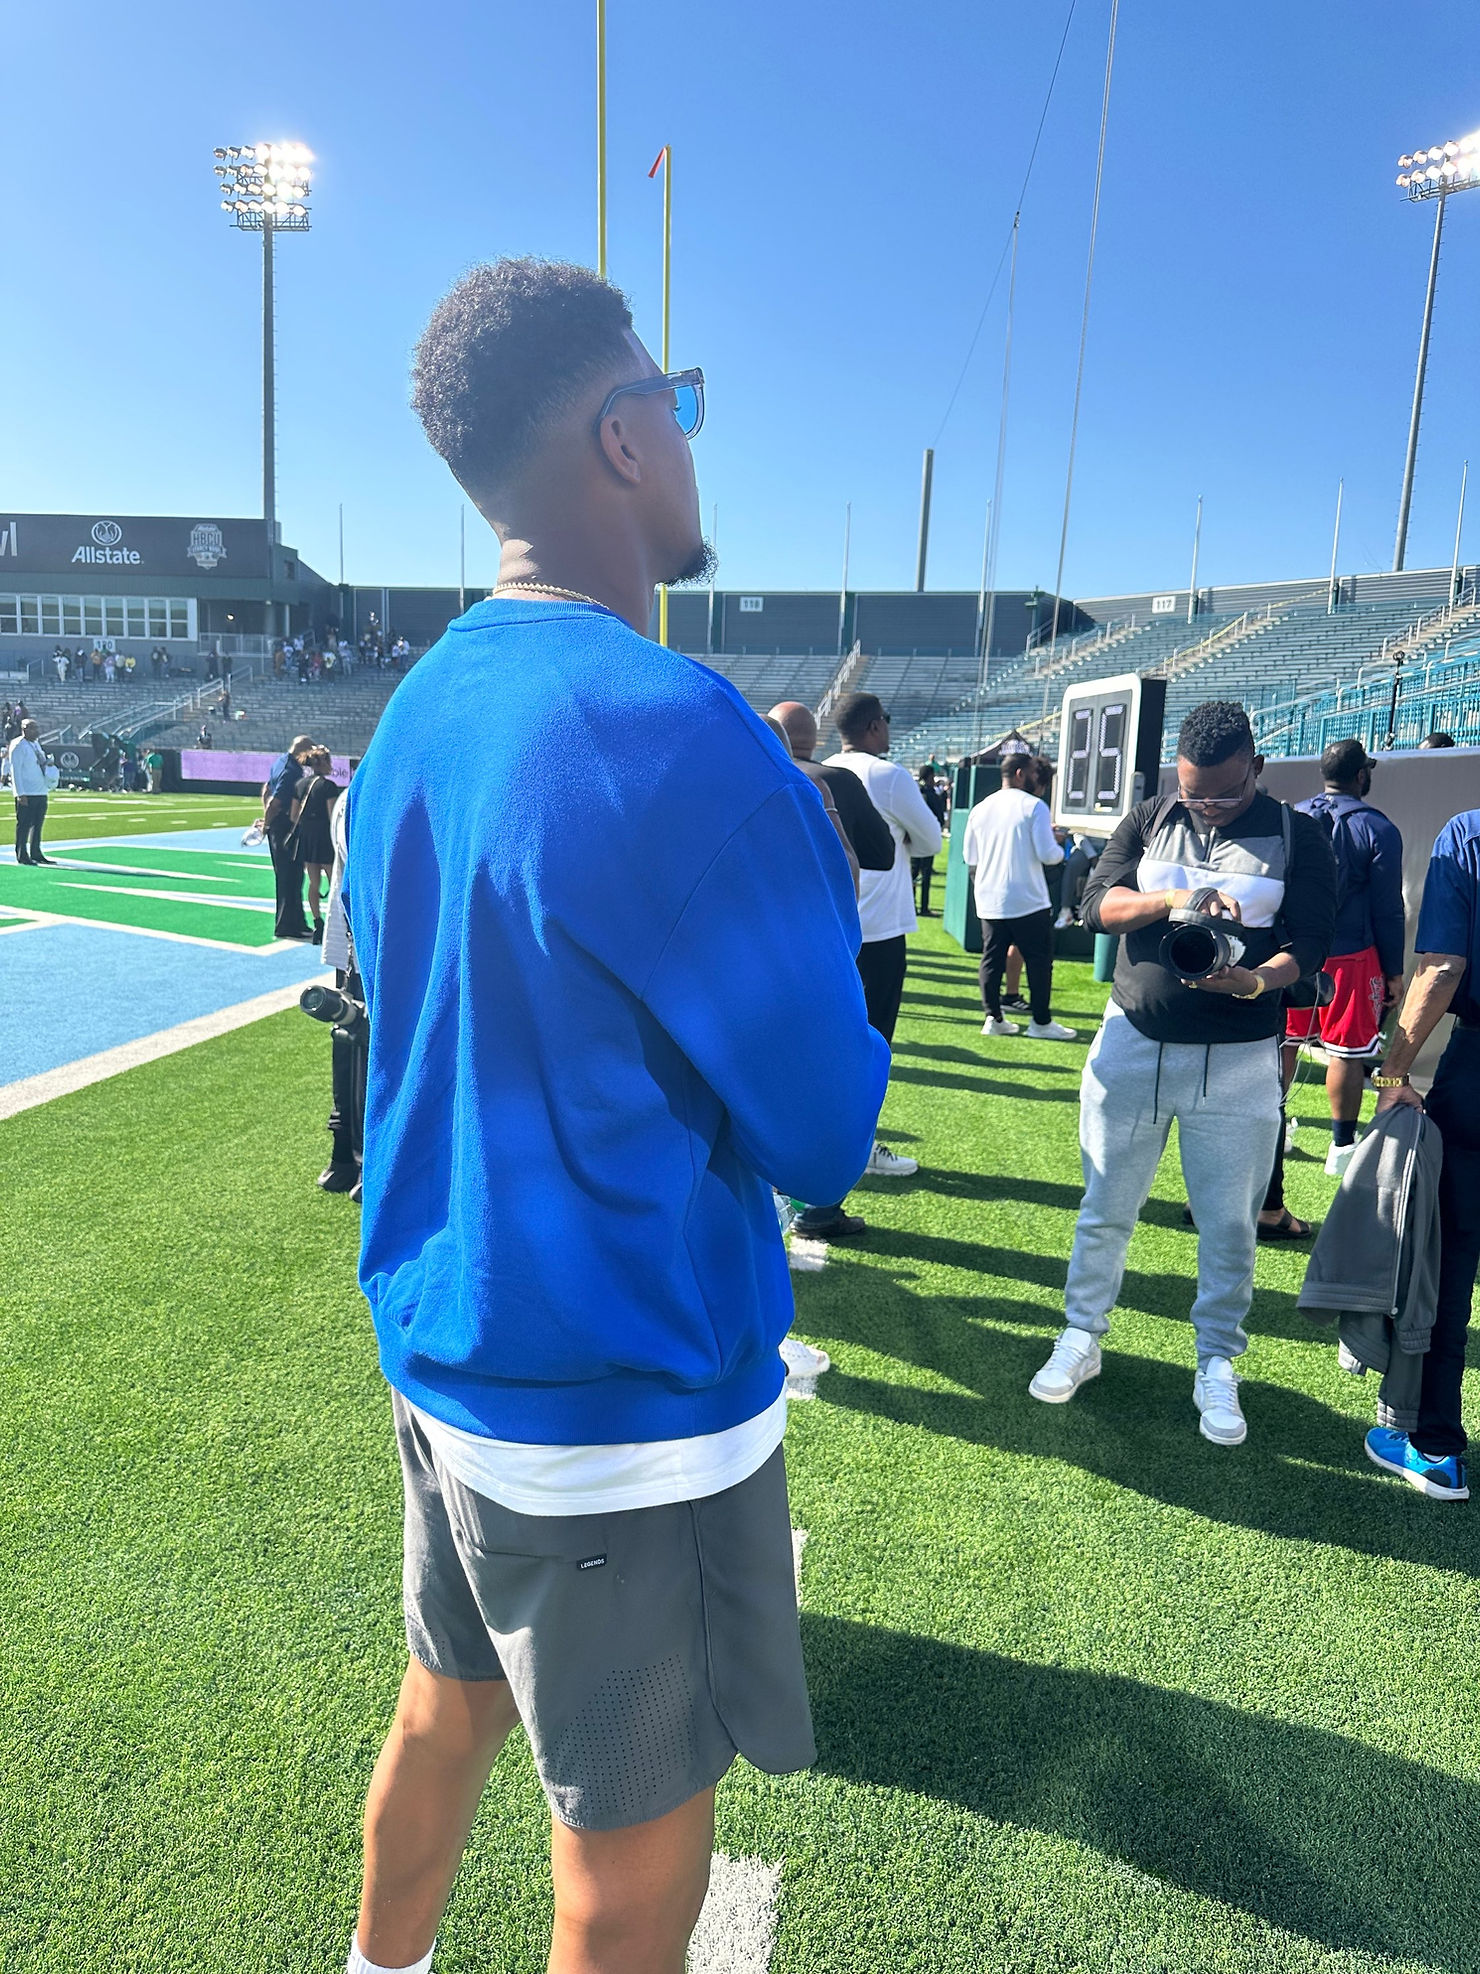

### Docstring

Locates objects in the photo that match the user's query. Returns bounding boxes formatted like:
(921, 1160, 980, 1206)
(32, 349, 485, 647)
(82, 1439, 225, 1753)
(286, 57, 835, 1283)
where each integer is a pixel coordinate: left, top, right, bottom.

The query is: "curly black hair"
(410, 258, 633, 497)
(1177, 700, 1253, 768)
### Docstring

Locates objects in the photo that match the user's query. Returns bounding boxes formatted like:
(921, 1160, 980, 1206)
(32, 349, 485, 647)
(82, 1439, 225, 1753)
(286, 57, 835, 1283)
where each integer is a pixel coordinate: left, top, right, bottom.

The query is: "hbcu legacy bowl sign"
(0, 514, 270, 579)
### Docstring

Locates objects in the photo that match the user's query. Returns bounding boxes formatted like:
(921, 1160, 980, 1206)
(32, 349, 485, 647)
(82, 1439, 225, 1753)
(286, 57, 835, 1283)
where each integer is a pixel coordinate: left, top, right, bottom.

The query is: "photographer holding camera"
(1030, 702, 1336, 1447)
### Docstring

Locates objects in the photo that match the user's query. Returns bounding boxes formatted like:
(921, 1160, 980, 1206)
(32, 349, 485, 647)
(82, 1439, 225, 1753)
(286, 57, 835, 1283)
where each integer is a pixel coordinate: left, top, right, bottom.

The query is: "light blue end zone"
(0, 920, 328, 1086)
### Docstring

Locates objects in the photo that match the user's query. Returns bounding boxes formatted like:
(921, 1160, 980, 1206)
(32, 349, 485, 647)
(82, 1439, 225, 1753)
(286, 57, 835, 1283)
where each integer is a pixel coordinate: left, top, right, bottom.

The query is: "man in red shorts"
(1286, 739, 1406, 1177)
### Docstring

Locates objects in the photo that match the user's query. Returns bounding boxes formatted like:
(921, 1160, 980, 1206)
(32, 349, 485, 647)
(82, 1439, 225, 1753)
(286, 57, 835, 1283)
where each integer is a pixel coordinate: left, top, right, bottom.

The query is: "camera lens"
(1164, 923, 1227, 981)
(300, 984, 347, 1023)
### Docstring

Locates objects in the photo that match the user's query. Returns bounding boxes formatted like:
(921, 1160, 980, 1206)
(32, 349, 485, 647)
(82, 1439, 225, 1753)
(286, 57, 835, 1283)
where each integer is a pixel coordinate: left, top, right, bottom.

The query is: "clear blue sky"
(3, 1, 1476, 600)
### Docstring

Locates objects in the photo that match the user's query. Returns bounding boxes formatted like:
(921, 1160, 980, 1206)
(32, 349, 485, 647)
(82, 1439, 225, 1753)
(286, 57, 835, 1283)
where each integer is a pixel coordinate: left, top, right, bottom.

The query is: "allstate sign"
(1, 513, 270, 578)
(73, 520, 141, 566)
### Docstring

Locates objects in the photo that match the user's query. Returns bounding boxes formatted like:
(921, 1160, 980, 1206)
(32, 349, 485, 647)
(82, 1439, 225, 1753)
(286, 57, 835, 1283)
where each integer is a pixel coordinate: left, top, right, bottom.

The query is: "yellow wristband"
(1232, 974, 1267, 1001)
(1165, 889, 1178, 914)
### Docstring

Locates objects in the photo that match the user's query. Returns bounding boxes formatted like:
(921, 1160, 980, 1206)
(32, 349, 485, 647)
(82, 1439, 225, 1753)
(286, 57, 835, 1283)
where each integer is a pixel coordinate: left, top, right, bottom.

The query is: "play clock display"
(1052, 672, 1166, 835)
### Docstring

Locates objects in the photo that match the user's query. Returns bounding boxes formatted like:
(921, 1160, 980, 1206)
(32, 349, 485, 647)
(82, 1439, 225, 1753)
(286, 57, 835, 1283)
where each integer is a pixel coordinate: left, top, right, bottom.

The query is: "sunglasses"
(1177, 764, 1253, 808)
(595, 367, 705, 441)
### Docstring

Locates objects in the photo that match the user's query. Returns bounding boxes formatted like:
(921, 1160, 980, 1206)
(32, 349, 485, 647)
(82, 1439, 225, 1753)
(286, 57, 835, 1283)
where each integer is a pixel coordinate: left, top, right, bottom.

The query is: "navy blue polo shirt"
(267, 751, 302, 811)
(1415, 808, 1480, 1025)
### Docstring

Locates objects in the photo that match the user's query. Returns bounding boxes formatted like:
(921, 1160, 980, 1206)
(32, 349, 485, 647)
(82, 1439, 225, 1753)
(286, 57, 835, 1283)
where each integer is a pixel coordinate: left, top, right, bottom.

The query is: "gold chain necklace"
(492, 581, 601, 606)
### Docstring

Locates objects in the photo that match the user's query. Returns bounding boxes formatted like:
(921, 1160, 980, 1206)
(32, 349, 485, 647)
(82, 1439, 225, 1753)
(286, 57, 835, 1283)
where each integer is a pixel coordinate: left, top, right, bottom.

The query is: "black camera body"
(300, 983, 368, 1165)
(1161, 888, 1246, 983)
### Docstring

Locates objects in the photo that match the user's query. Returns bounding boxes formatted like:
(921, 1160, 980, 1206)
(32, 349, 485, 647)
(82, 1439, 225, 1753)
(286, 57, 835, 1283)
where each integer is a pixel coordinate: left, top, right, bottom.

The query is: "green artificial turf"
(39, 791, 262, 843)
(0, 841, 279, 945)
(1, 924, 1477, 1973)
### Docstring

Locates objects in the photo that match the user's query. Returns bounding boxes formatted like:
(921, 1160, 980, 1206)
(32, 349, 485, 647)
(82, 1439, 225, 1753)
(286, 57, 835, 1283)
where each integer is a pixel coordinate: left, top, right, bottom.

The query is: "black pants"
(857, 934, 908, 1045)
(794, 935, 906, 1228)
(1417, 1027, 1480, 1457)
(268, 821, 308, 938)
(980, 908, 1054, 1025)
(13, 794, 46, 862)
(912, 856, 934, 914)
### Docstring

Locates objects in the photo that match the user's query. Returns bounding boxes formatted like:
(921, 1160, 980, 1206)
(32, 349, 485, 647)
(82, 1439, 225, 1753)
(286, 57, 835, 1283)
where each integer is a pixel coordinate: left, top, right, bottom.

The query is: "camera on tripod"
(299, 983, 366, 1040)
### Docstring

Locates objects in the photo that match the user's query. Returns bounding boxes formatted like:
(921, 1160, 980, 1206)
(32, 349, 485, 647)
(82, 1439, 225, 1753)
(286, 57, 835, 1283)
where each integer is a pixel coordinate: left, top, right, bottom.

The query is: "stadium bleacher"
(20, 575, 1477, 777)
(15, 668, 411, 762)
(892, 585, 1480, 767)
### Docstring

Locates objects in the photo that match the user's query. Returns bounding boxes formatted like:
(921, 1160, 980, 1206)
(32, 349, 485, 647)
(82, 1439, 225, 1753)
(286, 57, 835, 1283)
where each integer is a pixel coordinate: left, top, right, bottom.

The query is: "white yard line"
(786, 1236, 829, 1274)
(58, 883, 273, 913)
(49, 858, 241, 884)
(0, 902, 301, 953)
(0, 980, 326, 1121)
(688, 1856, 784, 1974)
(791, 1528, 808, 1606)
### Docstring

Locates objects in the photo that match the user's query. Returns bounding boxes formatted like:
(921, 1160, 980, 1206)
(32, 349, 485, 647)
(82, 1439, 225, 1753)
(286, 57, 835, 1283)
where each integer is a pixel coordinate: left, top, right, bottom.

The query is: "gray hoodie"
(1297, 1105, 1442, 1430)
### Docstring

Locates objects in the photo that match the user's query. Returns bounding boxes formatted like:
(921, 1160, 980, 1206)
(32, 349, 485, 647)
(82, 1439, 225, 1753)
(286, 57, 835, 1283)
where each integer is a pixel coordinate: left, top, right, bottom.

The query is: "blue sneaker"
(1365, 1426, 1470, 1502)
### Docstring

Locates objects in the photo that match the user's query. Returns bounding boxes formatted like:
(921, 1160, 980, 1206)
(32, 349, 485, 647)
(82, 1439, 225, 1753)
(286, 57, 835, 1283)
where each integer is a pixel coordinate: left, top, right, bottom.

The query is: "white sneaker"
(780, 1337, 831, 1381)
(1284, 1116, 1299, 1155)
(1027, 1020, 1078, 1041)
(865, 1141, 918, 1177)
(1194, 1357, 1247, 1446)
(982, 1017, 1021, 1036)
(1054, 908, 1073, 930)
(1029, 1327, 1102, 1403)
(1324, 1140, 1356, 1179)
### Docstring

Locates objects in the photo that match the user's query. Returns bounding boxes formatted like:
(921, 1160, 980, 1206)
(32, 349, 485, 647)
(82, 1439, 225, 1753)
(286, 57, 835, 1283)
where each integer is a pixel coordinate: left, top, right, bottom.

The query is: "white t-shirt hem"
(408, 1387, 789, 1517)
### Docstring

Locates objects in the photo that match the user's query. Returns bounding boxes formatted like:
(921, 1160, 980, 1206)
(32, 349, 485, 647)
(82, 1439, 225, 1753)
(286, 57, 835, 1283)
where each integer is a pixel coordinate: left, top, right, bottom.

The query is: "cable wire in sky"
(931, 0, 1080, 449)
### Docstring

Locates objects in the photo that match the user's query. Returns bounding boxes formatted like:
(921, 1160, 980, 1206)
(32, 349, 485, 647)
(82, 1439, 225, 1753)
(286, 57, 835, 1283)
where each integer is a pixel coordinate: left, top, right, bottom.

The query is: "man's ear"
(596, 411, 644, 487)
(1251, 753, 1265, 778)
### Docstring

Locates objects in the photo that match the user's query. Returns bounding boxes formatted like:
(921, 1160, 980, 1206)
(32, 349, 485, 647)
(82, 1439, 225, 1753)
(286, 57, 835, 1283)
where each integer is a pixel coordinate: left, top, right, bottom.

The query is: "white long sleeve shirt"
(821, 750, 944, 943)
(7, 736, 49, 797)
(961, 787, 1065, 920)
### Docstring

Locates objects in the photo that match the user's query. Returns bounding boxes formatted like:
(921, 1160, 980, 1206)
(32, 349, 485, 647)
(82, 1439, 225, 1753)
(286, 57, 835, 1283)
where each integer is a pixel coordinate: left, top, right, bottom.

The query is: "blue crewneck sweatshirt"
(344, 599, 890, 1446)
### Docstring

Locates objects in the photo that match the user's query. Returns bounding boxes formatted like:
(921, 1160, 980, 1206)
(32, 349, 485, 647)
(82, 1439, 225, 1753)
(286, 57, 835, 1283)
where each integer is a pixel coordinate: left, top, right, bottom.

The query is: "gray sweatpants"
(1063, 1007, 1282, 1366)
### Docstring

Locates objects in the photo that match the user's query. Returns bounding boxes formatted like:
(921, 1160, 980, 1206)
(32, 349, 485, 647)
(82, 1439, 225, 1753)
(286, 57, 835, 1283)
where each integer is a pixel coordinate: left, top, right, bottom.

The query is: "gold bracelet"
(1371, 1071, 1409, 1088)
(1232, 974, 1267, 1000)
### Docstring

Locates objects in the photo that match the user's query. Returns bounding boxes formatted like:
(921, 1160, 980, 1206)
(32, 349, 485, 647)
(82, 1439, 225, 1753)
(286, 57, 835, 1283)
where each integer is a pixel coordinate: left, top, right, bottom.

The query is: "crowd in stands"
(264, 628, 416, 686)
(41, 644, 178, 683)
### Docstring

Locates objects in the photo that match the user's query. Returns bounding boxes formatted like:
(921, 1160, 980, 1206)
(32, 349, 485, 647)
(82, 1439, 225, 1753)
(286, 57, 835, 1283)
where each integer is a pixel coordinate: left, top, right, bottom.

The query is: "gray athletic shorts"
(393, 1392, 816, 1830)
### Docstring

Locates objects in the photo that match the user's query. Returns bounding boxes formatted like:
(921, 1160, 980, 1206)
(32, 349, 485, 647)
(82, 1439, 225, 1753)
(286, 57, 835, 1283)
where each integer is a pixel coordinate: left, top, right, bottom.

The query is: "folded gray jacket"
(1298, 1105, 1443, 1429)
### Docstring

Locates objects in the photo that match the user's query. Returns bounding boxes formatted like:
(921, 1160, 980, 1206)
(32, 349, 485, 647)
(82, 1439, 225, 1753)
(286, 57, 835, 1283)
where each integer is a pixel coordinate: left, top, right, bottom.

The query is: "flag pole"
(650, 144, 672, 646)
(596, 0, 608, 278)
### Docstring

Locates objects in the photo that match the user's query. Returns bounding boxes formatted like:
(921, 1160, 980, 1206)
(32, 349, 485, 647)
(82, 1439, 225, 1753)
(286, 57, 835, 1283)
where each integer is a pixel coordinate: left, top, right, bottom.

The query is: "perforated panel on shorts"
(546, 1655, 698, 1827)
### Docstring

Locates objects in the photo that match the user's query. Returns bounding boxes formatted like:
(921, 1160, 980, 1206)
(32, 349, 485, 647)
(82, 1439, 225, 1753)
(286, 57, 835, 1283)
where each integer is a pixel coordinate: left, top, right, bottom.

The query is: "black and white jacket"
(1081, 790, 1338, 1044)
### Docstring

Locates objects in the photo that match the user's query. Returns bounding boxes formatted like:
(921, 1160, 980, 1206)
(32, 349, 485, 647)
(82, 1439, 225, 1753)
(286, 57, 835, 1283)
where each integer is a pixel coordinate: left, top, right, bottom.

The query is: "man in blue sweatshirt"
(341, 259, 889, 1974)
(1287, 740, 1406, 1177)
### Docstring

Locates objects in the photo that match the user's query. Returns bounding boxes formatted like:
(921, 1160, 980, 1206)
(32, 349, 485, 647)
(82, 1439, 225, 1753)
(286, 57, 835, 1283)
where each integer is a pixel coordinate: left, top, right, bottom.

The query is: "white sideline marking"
(791, 1528, 808, 1605)
(0, 979, 325, 1121)
(0, 902, 302, 953)
(61, 882, 273, 912)
(786, 1236, 829, 1274)
(688, 1854, 783, 1974)
(50, 858, 240, 883)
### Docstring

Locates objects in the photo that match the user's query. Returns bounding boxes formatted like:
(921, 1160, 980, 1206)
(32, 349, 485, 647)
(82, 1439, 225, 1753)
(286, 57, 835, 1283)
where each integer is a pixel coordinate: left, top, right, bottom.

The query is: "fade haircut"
(836, 692, 886, 743)
(1177, 700, 1254, 769)
(411, 259, 634, 498)
(1321, 737, 1370, 785)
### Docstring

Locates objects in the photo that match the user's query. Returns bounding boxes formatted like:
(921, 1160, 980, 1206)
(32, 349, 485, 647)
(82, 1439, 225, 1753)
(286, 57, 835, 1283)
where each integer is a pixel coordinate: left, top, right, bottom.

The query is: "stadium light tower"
(213, 143, 313, 606)
(1392, 129, 1480, 571)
